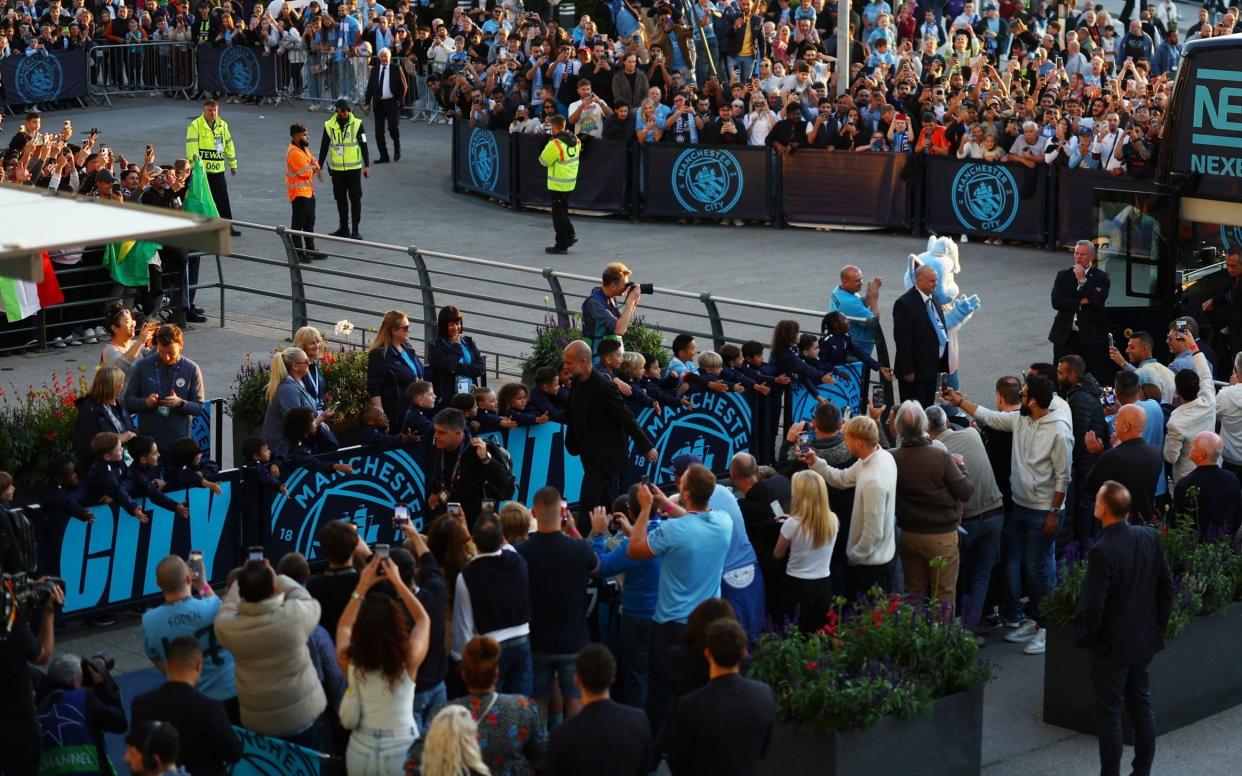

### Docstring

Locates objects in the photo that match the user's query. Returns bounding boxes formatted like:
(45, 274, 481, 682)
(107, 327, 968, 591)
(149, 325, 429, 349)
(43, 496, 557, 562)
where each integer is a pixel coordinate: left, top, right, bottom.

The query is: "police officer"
(285, 123, 321, 262)
(317, 98, 370, 240)
(538, 114, 580, 255)
(184, 99, 239, 237)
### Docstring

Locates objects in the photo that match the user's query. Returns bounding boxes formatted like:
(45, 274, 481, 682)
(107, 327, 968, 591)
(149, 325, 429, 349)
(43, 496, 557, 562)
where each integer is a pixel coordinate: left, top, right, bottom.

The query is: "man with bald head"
(893, 264, 950, 406)
(1084, 404, 1164, 525)
(563, 340, 657, 522)
(829, 264, 883, 358)
(1173, 431, 1241, 538)
(141, 554, 239, 720)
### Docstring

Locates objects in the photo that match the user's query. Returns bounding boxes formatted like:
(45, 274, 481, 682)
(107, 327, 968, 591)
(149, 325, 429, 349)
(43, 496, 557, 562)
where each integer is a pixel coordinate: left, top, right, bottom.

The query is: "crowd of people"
(6, 247, 1240, 775)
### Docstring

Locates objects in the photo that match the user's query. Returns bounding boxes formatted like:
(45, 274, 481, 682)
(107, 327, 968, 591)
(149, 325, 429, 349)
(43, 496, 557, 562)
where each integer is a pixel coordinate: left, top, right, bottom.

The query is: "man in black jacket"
(1172, 431, 1242, 539)
(1202, 250, 1242, 368)
(1058, 354, 1112, 551)
(1073, 481, 1174, 776)
(1048, 240, 1112, 383)
(666, 619, 775, 776)
(131, 636, 243, 776)
(562, 340, 657, 524)
(363, 47, 409, 163)
(427, 408, 515, 527)
(892, 265, 949, 406)
(1085, 405, 1163, 525)
(546, 644, 652, 776)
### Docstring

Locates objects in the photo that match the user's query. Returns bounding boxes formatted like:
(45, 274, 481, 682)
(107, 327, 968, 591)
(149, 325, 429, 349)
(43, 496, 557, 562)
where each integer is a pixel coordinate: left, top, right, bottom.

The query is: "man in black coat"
(363, 47, 410, 163)
(1172, 431, 1242, 539)
(426, 408, 515, 526)
(1049, 240, 1112, 383)
(1058, 354, 1112, 550)
(666, 619, 775, 776)
(892, 265, 949, 407)
(546, 644, 652, 776)
(1202, 250, 1242, 369)
(129, 636, 243, 776)
(1085, 405, 1163, 525)
(562, 341, 656, 522)
(1073, 481, 1174, 776)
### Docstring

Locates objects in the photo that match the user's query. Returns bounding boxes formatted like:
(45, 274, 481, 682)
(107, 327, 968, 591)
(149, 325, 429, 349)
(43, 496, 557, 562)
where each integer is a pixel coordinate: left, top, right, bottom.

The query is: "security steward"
(285, 123, 322, 262)
(538, 114, 580, 255)
(317, 98, 370, 241)
(184, 99, 240, 236)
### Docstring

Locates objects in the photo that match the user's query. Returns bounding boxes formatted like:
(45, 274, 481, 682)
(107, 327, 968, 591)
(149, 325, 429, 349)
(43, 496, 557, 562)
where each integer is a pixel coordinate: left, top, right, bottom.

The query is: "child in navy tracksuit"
(42, 460, 95, 523)
(124, 435, 191, 517)
(280, 407, 356, 475)
(85, 432, 147, 520)
(721, 344, 772, 396)
(818, 311, 888, 375)
(698, 350, 748, 393)
(498, 382, 548, 426)
(239, 436, 289, 496)
(360, 406, 413, 450)
(619, 351, 661, 416)
(163, 437, 224, 496)
(641, 353, 692, 409)
(473, 387, 516, 433)
(769, 321, 835, 394)
(402, 381, 438, 439)
(525, 367, 567, 423)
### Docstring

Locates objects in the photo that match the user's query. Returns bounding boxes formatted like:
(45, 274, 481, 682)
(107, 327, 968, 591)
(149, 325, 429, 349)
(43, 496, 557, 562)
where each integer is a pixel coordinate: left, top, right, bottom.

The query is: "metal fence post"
(542, 268, 570, 326)
(700, 292, 726, 353)
(407, 247, 437, 346)
(276, 225, 309, 335)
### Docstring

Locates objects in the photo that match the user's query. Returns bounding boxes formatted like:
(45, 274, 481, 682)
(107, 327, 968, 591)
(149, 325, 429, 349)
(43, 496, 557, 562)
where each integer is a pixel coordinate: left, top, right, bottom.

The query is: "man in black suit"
(546, 644, 652, 776)
(1085, 404, 1163, 524)
(562, 340, 657, 522)
(666, 619, 776, 776)
(1172, 431, 1242, 539)
(1073, 481, 1174, 776)
(363, 47, 409, 163)
(893, 264, 949, 406)
(1202, 250, 1242, 369)
(729, 452, 788, 621)
(1049, 239, 1112, 382)
(130, 636, 243, 776)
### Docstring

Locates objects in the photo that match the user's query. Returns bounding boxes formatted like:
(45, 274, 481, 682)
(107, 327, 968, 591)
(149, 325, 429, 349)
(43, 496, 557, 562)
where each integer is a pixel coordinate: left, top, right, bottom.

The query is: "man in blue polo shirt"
(581, 261, 643, 361)
(828, 264, 883, 358)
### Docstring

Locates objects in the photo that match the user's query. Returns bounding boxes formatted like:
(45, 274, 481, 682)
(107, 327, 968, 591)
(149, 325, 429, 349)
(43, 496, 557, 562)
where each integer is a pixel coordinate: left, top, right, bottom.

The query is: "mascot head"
(904, 234, 961, 305)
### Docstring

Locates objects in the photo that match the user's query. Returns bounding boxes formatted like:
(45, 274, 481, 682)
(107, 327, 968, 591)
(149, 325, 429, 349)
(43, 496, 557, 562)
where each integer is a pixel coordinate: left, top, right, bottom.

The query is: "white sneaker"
(1023, 628, 1047, 655)
(51, 336, 67, 349)
(1005, 620, 1039, 643)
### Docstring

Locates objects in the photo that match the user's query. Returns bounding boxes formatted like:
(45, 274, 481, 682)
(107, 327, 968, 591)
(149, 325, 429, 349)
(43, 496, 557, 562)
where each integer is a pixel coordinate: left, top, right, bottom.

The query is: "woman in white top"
(337, 555, 431, 776)
(774, 469, 840, 633)
(99, 302, 158, 375)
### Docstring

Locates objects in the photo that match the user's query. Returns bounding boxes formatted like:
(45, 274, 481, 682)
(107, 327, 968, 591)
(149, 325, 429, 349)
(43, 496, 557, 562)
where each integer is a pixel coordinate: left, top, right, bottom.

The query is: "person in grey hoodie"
(944, 374, 1072, 657)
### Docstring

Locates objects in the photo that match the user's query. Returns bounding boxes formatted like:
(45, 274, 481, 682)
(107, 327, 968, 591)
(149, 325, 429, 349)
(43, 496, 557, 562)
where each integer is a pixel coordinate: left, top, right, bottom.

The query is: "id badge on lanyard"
(214, 134, 224, 154)
(455, 375, 473, 394)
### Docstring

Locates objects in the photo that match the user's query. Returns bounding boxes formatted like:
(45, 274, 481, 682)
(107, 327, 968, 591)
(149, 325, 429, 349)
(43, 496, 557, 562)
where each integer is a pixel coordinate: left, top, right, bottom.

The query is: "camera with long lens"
(1, 573, 63, 638)
(626, 281, 655, 295)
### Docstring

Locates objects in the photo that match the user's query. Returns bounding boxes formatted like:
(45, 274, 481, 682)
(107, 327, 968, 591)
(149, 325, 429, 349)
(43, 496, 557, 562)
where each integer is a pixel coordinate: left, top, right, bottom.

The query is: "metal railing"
(87, 41, 196, 104)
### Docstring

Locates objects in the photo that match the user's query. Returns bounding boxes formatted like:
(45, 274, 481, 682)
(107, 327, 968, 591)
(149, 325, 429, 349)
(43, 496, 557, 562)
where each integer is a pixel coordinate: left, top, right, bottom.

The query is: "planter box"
(760, 687, 983, 776)
(1043, 602, 1242, 742)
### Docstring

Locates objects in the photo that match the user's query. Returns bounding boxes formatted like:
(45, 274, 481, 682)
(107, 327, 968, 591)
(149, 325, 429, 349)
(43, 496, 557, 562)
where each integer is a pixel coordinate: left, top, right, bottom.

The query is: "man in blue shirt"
(142, 555, 238, 718)
(829, 264, 883, 357)
(627, 464, 731, 742)
(581, 262, 642, 360)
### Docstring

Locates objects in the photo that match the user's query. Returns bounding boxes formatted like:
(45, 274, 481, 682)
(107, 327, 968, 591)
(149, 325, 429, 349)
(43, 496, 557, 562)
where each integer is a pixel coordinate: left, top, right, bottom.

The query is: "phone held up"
(393, 504, 410, 527)
(247, 545, 263, 562)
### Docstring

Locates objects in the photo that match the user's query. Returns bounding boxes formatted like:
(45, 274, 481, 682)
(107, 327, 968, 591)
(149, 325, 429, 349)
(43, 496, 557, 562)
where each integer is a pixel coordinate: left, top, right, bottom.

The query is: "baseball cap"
(96, 169, 115, 183)
(672, 453, 702, 479)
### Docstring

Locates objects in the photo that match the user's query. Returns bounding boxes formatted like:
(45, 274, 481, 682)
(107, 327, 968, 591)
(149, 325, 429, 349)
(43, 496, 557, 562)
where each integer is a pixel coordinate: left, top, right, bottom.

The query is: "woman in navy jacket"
(366, 309, 427, 432)
(426, 305, 486, 406)
(74, 365, 135, 468)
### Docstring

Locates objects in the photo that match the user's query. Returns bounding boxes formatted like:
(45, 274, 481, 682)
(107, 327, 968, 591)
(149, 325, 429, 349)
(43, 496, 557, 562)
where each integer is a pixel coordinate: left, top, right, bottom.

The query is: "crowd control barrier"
(1, 50, 89, 107)
(86, 41, 195, 103)
(453, 127, 1150, 247)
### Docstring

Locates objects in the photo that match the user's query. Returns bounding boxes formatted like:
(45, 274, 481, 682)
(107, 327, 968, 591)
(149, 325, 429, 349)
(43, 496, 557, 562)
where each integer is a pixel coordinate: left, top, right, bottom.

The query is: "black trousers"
(550, 190, 574, 248)
(290, 195, 317, 255)
(645, 619, 686, 753)
(783, 574, 834, 633)
(845, 557, 896, 604)
(374, 98, 400, 159)
(577, 461, 619, 533)
(1090, 656, 1155, 776)
(329, 170, 363, 230)
(206, 170, 233, 220)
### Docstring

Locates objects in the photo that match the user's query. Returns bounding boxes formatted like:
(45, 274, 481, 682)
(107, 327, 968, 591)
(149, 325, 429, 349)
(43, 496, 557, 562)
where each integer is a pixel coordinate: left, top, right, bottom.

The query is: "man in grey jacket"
(215, 560, 327, 747)
(122, 324, 205, 455)
(944, 374, 1072, 656)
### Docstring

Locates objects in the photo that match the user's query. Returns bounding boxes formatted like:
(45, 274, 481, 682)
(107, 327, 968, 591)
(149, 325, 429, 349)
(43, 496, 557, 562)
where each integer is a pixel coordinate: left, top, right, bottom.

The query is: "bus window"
(1094, 192, 1165, 308)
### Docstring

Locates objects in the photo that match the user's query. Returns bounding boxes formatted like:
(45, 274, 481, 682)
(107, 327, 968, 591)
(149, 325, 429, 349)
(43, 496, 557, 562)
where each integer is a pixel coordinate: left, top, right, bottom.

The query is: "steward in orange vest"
(285, 123, 322, 262)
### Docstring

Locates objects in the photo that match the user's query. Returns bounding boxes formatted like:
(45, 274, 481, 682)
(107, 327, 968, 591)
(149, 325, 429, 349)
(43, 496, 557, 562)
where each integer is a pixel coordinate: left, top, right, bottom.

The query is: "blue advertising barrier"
(786, 361, 868, 426)
(923, 157, 1050, 245)
(0, 50, 88, 107)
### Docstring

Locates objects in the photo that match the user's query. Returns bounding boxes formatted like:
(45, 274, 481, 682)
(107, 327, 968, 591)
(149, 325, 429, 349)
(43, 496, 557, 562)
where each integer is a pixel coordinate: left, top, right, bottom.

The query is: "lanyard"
(438, 439, 468, 490)
(305, 364, 322, 400)
(288, 377, 317, 408)
(459, 339, 472, 366)
(154, 359, 184, 397)
(102, 404, 124, 433)
(393, 346, 421, 379)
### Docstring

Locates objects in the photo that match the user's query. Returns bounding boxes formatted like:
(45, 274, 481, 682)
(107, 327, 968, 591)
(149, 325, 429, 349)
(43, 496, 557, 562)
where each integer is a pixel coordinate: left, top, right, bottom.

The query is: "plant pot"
(760, 687, 983, 776)
(230, 416, 262, 469)
(1043, 602, 1242, 742)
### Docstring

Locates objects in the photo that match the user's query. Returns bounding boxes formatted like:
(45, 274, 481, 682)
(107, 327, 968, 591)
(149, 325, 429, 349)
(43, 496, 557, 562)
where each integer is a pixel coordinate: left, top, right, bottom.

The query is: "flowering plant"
(749, 591, 993, 733)
(333, 319, 355, 337)
(225, 354, 273, 426)
(519, 314, 669, 375)
(0, 368, 91, 496)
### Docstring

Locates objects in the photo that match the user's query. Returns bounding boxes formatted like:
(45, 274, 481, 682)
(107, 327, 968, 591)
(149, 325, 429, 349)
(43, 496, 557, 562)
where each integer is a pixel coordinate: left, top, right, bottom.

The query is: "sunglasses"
(395, 325, 410, 331)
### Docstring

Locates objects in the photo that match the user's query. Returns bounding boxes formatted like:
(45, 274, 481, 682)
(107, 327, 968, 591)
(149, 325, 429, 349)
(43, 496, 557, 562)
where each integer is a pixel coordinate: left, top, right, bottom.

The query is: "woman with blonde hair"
(74, 365, 135, 467)
(367, 309, 425, 432)
(774, 469, 840, 632)
(261, 347, 332, 457)
(414, 706, 489, 776)
(498, 502, 534, 546)
(291, 326, 341, 448)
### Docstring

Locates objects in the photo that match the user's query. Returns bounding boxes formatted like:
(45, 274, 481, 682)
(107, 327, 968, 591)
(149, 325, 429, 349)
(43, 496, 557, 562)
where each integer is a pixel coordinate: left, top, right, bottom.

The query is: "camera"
(626, 281, 655, 295)
(1, 573, 63, 636)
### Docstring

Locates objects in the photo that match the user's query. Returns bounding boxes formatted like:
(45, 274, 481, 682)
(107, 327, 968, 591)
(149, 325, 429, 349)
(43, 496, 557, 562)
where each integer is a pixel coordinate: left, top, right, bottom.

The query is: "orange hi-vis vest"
(285, 144, 316, 202)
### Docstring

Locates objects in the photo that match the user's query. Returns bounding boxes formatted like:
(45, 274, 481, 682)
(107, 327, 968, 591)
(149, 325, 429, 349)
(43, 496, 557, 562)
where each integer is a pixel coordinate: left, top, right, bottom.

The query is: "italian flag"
(0, 252, 65, 323)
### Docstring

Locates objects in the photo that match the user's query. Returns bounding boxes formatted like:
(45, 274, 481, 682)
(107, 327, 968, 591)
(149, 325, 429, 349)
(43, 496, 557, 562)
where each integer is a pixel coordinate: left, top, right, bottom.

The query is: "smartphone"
(447, 501, 463, 518)
(1108, 332, 1115, 349)
(560, 499, 572, 527)
(393, 504, 410, 526)
(797, 430, 813, 454)
(640, 474, 651, 487)
(871, 383, 885, 408)
(375, 543, 390, 575)
(247, 545, 264, 562)
(939, 374, 950, 393)
(189, 550, 204, 580)
(481, 500, 495, 514)
(1176, 322, 1189, 338)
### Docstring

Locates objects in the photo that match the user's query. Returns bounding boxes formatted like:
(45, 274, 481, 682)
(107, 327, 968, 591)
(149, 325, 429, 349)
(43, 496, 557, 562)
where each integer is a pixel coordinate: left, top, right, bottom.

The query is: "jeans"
(412, 681, 446, 733)
(1090, 656, 1155, 776)
(959, 512, 1003, 628)
(720, 563, 765, 642)
(532, 652, 580, 700)
(281, 714, 328, 752)
(498, 638, 533, 697)
(1004, 505, 1058, 622)
(694, 37, 720, 83)
(644, 619, 686, 741)
(845, 557, 895, 604)
(618, 613, 653, 709)
(726, 54, 758, 83)
(346, 726, 417, 775)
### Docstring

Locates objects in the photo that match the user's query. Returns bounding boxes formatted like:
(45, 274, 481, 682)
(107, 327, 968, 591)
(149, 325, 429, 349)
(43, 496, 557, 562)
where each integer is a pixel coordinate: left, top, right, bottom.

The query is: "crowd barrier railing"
(86, 41, 196, 105)
(451, 124, 1156, 248)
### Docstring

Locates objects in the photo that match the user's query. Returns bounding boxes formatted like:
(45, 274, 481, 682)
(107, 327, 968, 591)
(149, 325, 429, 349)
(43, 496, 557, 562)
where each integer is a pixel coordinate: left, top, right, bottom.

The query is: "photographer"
(35, 651, 127, 773)
(581, 262, 643, 361)
(1, 576, 61, 775)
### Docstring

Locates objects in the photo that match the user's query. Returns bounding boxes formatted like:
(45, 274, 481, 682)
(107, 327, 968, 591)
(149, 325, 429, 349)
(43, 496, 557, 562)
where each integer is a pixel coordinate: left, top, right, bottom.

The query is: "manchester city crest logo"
(15, 54, 64, 103)
(951, 163, 1020, 233)
(468, 129, 500, 192)
(219, 46, 261, 95)
(671, 148, 744, 214)
(633, 394, 750, 481)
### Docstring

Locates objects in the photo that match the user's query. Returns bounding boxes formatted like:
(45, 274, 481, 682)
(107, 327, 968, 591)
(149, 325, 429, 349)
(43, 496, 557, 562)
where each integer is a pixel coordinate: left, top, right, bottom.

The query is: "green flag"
(103, 240, 160, 287)
(184, 155, 219, 219)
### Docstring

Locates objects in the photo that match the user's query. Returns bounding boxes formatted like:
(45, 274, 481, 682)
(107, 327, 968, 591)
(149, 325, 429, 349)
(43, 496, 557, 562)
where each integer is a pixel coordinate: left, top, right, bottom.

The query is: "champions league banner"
(924, 157, 1048, 244)
(640, 145, 772, 221)
(454, 123, 512, 202)
(1, 50, 88, 106)
(786, 362, 867, 426)
(195, 45, 277, 98)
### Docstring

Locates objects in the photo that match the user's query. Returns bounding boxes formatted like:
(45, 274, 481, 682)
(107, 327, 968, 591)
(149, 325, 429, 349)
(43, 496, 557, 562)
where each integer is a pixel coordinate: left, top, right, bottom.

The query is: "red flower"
(806, 661, 817, 671)
(871, 609, 885, 628)
(887, 594, 901, 614)
(43, 432, 57, 441)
